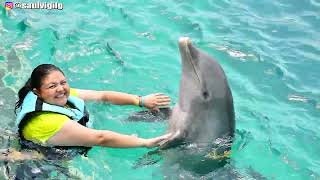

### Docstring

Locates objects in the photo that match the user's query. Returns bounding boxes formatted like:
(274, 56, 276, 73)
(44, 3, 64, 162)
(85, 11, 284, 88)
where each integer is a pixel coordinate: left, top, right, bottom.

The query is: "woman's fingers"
(156, 97, 170, 102)
(143, 93, 171, 109)
(157, 133, 172, 141)
(156, 102, 170, 106)
(156, 100, 170, 103)
(156, 96, 170, 101)
(156, 98, 170, 106)
(155, 95, 170, 104)
(145, 133, 172, 148)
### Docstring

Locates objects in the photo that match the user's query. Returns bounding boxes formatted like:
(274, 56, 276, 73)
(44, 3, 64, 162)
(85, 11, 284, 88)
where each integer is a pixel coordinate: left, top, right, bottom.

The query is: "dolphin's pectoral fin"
(133, 149, 162, 169)
(126, 107, 172, 122)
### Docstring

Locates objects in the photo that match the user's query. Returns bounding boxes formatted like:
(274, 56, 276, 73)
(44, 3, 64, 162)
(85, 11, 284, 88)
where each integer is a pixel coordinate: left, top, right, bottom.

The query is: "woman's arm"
(47, 120, 170, 148)
(75, 89, 170, 109)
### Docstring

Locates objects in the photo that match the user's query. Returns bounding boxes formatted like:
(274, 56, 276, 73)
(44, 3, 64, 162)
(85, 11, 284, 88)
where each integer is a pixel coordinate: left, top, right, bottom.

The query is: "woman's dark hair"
(14, 64, 64, 114)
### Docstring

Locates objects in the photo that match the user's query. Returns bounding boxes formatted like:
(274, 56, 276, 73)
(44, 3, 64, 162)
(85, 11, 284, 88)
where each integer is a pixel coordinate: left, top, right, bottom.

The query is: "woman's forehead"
(41, 71, 65, 84)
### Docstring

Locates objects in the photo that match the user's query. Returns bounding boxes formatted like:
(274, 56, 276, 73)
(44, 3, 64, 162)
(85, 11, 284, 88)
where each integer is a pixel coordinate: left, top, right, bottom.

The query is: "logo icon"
(5, 2, 13, 10)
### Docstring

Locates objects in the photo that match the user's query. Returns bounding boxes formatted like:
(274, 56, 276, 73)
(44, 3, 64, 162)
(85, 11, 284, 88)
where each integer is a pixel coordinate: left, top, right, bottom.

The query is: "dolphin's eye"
(202, 91, 209, 99)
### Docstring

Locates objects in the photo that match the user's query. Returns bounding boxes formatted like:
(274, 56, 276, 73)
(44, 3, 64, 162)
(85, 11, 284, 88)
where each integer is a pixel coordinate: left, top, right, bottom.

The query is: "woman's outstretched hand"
(141, 133, 172, 148)
(143, 93, 171, 110)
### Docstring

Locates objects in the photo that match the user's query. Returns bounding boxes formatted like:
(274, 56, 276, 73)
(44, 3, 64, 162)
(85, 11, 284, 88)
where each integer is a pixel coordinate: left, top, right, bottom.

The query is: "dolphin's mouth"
(178, 37, 191, 47)
(178, 37, 201, 84)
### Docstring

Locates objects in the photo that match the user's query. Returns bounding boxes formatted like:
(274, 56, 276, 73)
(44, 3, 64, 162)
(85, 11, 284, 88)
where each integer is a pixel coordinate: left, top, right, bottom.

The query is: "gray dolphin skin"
(161, 37, 235, 148)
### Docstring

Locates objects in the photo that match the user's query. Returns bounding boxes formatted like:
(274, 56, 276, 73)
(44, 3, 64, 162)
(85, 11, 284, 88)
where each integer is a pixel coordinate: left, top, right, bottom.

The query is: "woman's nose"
(56, 84, 64, 92)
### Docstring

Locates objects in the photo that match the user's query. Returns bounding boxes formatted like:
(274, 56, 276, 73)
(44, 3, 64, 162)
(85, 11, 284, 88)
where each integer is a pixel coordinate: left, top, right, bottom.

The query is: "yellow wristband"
(134, 96, 140, 106)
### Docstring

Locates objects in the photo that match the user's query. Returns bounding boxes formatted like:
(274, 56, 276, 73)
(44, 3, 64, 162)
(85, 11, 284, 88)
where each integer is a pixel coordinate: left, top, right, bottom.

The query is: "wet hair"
(14, 64, 64, 114)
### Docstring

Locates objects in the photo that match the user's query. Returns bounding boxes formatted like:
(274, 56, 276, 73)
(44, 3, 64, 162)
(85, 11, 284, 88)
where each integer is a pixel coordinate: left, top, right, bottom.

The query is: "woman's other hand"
(142, 133, 172, 148)
(143, 93, 171, 109)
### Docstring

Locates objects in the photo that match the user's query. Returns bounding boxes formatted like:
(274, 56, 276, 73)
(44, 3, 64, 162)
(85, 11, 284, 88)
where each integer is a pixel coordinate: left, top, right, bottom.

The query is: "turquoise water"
(0, 0, 319, 179)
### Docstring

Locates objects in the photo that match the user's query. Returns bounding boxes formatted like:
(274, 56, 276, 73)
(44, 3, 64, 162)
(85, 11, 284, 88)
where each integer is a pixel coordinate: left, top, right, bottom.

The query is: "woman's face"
(34, 70, 70, 106)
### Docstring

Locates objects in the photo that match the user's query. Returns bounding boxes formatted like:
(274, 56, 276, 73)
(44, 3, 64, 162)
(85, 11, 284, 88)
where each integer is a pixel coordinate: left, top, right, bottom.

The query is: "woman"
(15, 64, 171, 149)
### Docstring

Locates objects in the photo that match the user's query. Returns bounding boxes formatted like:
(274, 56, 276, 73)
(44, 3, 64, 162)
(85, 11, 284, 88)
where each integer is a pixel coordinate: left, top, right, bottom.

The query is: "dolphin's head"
(178, 37, 232, 111)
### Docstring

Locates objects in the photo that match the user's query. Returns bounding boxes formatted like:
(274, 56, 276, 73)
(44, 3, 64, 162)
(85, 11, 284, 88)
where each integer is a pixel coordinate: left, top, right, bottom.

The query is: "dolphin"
(158, 37, 235, 174)
(131, 37, 235, 174)
(160, 37, 235, 148)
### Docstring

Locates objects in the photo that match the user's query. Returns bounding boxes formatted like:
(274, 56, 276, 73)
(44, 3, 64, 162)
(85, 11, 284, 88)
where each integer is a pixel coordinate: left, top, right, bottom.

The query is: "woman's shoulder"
(70, 88, 78, 97)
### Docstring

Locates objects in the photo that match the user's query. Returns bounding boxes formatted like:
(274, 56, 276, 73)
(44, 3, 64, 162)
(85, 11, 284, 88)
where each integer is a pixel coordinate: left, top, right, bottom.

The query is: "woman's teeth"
(56, 94, 65, 98)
